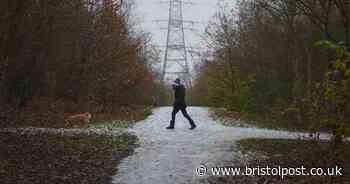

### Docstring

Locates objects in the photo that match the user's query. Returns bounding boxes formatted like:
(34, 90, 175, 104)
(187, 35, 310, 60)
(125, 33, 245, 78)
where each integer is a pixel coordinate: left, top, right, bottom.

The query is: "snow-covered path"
(112, 107, 326, 184)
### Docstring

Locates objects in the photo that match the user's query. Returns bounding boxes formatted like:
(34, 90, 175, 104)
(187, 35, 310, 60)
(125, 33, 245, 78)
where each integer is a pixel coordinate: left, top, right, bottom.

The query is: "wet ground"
(112, 107, 327, 184)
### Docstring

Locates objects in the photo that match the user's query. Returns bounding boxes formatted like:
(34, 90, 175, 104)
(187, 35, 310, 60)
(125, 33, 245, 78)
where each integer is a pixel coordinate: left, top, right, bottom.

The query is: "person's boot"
(189, 120, 196, 130)
(166, 120, 175, 129)
(166, 126, 174, 129)
(189, 124, 196, 130)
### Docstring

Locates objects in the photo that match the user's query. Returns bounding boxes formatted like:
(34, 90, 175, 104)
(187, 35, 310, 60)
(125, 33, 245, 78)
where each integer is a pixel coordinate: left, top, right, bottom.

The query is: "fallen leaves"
(0, 131, 137, 184)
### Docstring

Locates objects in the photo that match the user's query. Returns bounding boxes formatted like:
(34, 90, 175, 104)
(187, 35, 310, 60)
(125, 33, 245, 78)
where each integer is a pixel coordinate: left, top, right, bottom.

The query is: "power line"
(159, 0, 197, 87)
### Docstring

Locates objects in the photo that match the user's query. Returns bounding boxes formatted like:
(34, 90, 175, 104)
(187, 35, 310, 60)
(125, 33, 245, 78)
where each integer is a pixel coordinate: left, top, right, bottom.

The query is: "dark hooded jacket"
(173, 83, 186, 108)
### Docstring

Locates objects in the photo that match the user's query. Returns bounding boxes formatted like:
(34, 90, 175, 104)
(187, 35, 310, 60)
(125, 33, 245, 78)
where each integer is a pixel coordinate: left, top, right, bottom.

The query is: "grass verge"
(89, 107, 153, 129)
(0, 132, 137, 184)
(1, 106, 153, 128)
(211, 107, 314, 132)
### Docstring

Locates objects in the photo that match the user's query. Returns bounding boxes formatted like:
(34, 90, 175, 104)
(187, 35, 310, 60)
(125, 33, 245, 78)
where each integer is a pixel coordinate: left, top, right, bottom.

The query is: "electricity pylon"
(161, 0, 192, 87)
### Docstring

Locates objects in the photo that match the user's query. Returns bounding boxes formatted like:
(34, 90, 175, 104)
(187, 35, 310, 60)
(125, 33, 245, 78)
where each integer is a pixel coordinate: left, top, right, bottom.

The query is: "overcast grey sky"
(133, 0, 237, 72)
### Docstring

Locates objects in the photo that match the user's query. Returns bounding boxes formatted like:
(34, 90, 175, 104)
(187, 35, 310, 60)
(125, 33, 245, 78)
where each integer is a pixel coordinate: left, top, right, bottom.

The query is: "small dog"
(65, 112, 92, 126)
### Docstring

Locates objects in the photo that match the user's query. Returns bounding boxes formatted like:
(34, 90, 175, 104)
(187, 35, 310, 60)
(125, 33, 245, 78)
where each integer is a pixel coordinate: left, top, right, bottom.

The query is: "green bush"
(206, 61, 255, 113)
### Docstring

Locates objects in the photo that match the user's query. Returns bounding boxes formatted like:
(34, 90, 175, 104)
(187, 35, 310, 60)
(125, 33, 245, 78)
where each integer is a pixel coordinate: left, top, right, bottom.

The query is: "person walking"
(166, 78, 196, 130)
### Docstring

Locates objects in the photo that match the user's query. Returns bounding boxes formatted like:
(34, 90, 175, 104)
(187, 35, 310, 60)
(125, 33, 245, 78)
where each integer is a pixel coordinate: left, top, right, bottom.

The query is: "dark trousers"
(170, 106, 195, 127)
